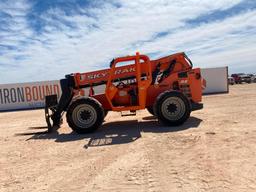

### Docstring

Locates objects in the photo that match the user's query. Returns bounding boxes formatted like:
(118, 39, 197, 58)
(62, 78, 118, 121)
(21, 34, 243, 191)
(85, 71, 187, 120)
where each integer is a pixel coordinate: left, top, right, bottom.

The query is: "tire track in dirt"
(80, 124, 160, 192)
(82, 142, 147, 191)
(40, 141, 142, 192)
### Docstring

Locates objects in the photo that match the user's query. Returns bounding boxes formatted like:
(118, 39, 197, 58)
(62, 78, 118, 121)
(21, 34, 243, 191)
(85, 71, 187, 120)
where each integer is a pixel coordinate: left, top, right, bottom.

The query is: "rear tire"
(154, 91, 191, 126)
(66, 97, 104, 134)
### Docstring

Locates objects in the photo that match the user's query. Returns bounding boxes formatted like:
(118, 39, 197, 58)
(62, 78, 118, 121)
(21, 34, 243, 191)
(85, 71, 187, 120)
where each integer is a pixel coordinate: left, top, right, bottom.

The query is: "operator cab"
(112, 78, 138, 107)
(105, 52, 152, 111)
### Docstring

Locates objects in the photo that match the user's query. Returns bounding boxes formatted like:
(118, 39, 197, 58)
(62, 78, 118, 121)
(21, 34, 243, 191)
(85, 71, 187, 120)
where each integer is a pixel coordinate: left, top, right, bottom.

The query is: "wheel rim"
(72, 104, 97, 129)
(161, 97, 186, 121)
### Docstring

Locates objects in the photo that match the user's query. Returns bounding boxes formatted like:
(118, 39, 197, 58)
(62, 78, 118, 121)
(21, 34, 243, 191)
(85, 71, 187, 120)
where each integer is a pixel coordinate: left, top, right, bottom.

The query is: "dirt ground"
(0, 84, 256, 192)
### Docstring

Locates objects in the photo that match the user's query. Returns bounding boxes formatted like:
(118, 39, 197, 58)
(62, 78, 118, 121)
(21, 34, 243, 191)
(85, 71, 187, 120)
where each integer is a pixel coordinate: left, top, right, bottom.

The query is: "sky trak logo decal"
(0, 84, 60, 105)
(84, 67, 136, 80)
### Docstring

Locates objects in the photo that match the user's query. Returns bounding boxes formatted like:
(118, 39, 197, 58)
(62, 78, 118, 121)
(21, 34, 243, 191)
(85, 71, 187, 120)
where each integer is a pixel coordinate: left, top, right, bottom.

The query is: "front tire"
(154, 91, 191, 126)
(66, 97, 104, 134)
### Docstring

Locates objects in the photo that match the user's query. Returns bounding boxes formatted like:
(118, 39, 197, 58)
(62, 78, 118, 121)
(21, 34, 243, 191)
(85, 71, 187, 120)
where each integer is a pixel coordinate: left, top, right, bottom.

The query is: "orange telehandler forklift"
(45, 52, 205, 133)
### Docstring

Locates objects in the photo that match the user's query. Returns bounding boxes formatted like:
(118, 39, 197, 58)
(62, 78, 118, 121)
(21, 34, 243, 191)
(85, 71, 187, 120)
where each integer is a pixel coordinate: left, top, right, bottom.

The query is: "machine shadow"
(18, 116, 202, 148)
(84, 116, 202, 148)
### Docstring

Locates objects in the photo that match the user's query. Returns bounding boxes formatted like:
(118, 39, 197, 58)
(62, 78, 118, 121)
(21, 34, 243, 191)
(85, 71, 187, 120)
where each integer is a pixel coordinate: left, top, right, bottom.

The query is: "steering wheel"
(116, 81, 126, 88)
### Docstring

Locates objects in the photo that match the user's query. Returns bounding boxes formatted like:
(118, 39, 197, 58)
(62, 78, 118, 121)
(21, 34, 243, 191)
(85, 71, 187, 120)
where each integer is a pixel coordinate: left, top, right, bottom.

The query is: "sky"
(0, 0, 255, 84)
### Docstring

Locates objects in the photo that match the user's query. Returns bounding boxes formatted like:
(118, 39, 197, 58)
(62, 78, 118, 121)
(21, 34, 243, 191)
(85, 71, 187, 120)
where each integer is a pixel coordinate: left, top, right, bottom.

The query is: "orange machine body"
(72, 52, 205, 112)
